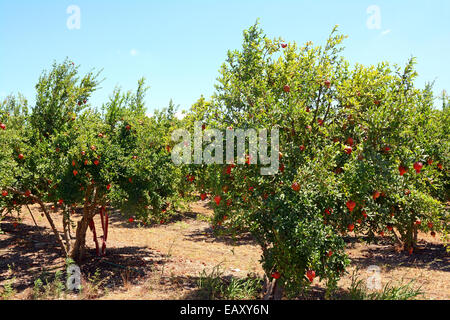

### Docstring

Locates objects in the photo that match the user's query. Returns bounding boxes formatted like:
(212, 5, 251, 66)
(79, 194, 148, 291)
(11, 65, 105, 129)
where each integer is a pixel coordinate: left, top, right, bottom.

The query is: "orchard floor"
(0, 201, 448, 300)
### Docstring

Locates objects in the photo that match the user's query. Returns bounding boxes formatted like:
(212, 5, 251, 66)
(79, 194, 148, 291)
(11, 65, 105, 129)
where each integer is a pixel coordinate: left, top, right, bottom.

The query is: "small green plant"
(222, 276, 261, 300)
(79, 268, 106, 299)
(197, 264, 262, 300)
(345, 270, 423, 300)
(32, 269, 66, 300)
(33, 278, 43, 299)
(1, 264, 16, 300)
(0, 280, 16, 300)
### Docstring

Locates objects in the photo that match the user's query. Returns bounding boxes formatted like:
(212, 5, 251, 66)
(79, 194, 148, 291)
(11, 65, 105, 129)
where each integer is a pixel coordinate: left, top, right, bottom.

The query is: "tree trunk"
(70, 215, 91, 264)
(263, 277, 284, 300)
(70, 184, 99, 264)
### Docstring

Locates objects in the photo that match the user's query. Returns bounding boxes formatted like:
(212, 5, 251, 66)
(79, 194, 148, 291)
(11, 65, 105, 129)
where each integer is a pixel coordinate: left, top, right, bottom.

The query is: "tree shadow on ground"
(79, 246, 166, 291)
(344, 236, 449, 273)
(105, 208, 200, 229)
(177, 275, 345, 300)
(0, 216, 168, 294)
(184, 225, 258, 247)
(0, 218, 66, 291)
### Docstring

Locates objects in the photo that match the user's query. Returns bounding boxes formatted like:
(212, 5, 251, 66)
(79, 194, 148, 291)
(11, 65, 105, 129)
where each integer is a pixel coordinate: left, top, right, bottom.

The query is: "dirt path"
(0, 201, 448, 300)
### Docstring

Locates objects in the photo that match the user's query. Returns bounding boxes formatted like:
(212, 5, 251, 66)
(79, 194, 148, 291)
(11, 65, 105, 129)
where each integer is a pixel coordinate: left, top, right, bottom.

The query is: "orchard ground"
(0, 200, 448, 300)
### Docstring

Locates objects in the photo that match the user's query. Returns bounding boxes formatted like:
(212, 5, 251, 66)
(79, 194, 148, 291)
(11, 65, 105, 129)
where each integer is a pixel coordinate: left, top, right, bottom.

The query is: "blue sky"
(1, 0, 449, 114)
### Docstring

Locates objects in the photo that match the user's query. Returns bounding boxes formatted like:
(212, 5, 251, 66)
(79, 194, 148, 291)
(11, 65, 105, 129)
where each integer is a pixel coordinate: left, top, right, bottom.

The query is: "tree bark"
(70, 215, 91, 264)
(70, 184, 99, 264)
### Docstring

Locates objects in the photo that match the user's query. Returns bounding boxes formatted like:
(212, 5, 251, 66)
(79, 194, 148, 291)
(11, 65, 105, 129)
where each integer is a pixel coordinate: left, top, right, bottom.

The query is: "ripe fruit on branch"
(281, 43, 287, 48)
(324, 79, 331, 88)
(94, 160, 100, 166)
(283, 85, 290, 93)
(427, 222, 433, 229)
(347, 224, 355, 232)
(271, 271, 281, 279)
(413, 162, 423, 173)
(25, 190, 31, 197)
(0, 123, 5, 130)
(18, 154, 24, 160)
(106, 184, 111, 191)
(73, 170, 78, 176)
(324, 208, 332, 215)
(344, 146, 352, 155)
(214, 195, 222, 206)
(299, 145, 305, 151)
(398, 165, 408, 176)
(200, 193, 207, 201)
(317, 119, 324, 126)
(372, 191, 380, 200)
(291, 182, 300, 192)
(2, 190, 8, 197)
(346, 200, 356, 212)
(129, 217, 134, 223)
(306, 270, 316, 282)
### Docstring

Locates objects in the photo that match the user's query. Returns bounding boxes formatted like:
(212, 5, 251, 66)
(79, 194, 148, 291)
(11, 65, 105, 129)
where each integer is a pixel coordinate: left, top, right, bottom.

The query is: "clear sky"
(1, 0, 449, 114)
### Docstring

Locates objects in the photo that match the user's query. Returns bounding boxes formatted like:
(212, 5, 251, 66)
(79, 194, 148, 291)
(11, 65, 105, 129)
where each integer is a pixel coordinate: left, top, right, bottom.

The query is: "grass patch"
(344, 270, 424, 300)
(196, 264, 262, 300)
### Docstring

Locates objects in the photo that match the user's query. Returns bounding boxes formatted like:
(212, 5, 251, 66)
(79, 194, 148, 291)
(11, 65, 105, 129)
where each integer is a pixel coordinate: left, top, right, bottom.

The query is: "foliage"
(181, 22, 449, 297)
(197, 264, 262, 300)
(0, 59, 184, 263)
(345, 270, 423, 300)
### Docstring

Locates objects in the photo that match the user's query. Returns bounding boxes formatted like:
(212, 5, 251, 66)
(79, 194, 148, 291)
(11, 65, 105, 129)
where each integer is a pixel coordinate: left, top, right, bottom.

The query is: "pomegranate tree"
(182, 23, 448, 298)
(0, 60, 182, 263)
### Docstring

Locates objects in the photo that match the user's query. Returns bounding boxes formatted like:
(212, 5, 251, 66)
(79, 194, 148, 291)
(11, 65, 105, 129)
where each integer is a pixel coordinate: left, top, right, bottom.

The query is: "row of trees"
(1, 23, 448, 298)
